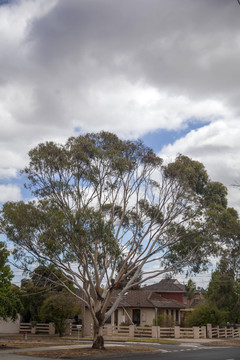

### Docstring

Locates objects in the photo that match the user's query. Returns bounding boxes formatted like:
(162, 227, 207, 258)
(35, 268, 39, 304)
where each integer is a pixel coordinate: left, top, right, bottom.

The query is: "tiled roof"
(109, 290, 154, 308)
(143, 279, 186, 293)
(109, 289, 186, 309)
(148, 292, 186, 309)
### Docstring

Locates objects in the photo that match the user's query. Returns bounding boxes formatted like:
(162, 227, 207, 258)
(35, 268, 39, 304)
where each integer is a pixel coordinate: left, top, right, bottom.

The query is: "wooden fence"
(207, 324, 240, 339)
(69, 323, 83, 337)
(19, 323, 55, 335)
(86, 324, 240, 339)
(19, 322, 239, 339)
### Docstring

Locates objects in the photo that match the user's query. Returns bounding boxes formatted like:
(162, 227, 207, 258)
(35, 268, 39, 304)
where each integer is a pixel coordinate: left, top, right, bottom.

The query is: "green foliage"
(185, 279, 197, 302)
(0, 242, 22, 320)
(19, 280, 49, 323)
(153, 314, 174, 327)
(207, 257, 240, 324)
(163, 154, 209, 195)
(30, 265, 75, 291)
(153, 315, 164, 326)
(163, 314, 175, 327)
(39, 292, 81, 336)
(19, 265, 76, 323)
(185, 302, 228, 327)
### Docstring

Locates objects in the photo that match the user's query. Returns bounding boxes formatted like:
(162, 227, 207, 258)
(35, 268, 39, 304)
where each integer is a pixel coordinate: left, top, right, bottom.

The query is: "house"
(83, 279, 189, 336)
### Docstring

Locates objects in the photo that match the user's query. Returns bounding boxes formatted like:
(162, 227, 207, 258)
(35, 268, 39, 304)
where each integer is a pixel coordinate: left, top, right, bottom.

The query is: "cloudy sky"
(1, 0, 240, 287)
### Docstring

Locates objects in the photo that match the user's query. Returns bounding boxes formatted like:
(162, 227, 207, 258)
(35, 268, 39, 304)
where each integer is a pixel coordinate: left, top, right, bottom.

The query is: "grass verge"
(16, 346, 159, 358)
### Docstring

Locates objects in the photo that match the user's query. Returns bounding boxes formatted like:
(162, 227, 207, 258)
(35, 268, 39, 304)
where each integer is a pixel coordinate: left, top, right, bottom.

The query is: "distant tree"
(0, 242, 22, 320)
(39, 292, 81, 336)
(0, 132, 236, 349)
(30, 265, 75, 292)
(20, 265, 76, 322)
(207, 255, 240, 324)
(19, 280, 48, 323)
(185, 279, 197, 304)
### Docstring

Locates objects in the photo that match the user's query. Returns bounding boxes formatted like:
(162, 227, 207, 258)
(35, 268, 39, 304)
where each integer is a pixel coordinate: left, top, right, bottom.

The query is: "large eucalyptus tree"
(0, 132, 235, 348)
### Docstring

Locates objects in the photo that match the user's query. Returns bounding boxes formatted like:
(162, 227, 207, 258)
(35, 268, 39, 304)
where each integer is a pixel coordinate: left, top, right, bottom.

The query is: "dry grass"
(16, 346, 158, 359)
(0, 337, 84, 350)
(208, 339, 240, 347)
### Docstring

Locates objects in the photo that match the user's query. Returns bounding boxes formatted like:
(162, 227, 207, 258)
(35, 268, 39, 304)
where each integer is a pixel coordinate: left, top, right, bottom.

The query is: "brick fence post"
(174, 326, 180, 339)
(201, 326, 206, 339)
(207, 324, 212, 339)
(152, 326, 157, 338)
(129, 325, 135, 337)
(49, 323, 55, 335)
(106, 324, 113, 336)
(193, 327, 200, 339)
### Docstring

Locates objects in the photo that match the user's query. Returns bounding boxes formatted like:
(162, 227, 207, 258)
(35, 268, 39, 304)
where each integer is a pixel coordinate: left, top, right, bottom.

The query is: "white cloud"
(0, 0, 239, 211)
(160, 118, 240, 209)
(0, 168, 17, 179)
(0, 185, 22, 202)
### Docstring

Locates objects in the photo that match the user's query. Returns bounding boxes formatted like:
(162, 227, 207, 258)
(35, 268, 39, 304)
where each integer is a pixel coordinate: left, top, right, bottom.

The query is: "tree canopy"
(19, 265, 76, 323)
(0, 242, 22, 320)
(207, 253, 240, 324)
(0, 131, 237, 348)
(39, 292, 81, 336)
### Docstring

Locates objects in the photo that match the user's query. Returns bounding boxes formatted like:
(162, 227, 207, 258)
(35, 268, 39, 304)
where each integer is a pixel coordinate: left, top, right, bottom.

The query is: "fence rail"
(209, 325, 240, 339)
(134, 326, 152, 338)
(159, 327, 175, 338)
(19, 323, 32, 333)
(179, 327, 194, 338)
(19, 323, 55, 335)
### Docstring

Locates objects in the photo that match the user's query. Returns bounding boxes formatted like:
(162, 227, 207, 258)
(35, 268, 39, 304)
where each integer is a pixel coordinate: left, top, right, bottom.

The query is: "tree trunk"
(92, 323, 105, 350)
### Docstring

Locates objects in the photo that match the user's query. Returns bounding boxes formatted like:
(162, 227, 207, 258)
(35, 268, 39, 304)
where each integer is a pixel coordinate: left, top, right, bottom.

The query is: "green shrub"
(185, 302, 228, 327)
(153, 315, 163, 326)
(153, 314, 174, 327)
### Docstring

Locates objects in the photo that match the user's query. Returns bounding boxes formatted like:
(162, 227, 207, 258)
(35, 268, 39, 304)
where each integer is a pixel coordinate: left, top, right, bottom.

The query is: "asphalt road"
(108, 346, 240, 360)
(0, 342, 239, 360)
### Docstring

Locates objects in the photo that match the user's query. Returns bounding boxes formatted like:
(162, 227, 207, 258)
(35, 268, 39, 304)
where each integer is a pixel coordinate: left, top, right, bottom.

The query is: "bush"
(153, 314, 174, 327)
(185, 302, 229, 327)
(153, 315, 163, 326)
(39, 292, 81, 336)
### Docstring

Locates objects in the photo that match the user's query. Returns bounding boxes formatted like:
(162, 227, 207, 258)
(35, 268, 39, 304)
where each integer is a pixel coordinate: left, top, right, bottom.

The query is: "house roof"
(109, 289, 187, 309)
(109, 290, 154, 308)
(77, 279, 188, 310)
(143, 279, 186, 293)
(147, 292, 185, 309)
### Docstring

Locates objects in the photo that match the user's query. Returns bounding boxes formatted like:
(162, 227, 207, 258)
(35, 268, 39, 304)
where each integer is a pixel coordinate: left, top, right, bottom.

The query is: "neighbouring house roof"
(143, 279, 186, 293)
(108, 289, 187, 309)
(147, 292, 185, 309)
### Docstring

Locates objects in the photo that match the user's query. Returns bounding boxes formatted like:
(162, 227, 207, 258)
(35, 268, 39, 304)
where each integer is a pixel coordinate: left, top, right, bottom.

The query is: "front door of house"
(114, 309, 118, 326)
(132, 309, 140, 326)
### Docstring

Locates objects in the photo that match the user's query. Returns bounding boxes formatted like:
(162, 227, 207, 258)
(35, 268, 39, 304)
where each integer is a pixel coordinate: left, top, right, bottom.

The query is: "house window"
(132, 309, 141, 326)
